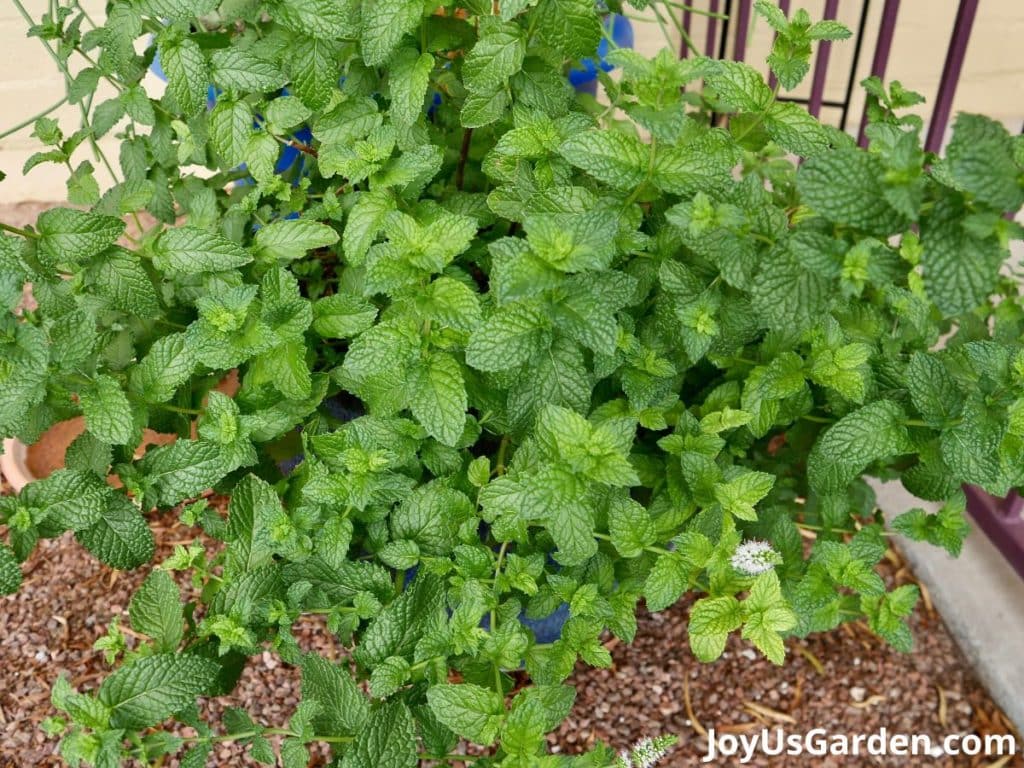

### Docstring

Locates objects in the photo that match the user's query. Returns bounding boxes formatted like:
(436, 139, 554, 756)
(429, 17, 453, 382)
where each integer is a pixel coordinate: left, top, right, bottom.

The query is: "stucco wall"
(0, 1, 1021, 203)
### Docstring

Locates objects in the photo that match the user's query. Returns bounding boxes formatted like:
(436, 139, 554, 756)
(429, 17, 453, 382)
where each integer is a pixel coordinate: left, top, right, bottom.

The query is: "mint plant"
(1, 0, 1023, 765)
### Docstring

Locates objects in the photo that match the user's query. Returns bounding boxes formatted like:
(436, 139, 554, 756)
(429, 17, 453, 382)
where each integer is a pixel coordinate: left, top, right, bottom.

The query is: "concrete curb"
(874, 480, 1024, 731)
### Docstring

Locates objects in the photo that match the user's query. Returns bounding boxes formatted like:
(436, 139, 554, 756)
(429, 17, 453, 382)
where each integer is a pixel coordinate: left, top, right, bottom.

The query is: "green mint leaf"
(706, 60, 773, 112)
(558, 129, 647, 191)
(369, 655, 411, 698)
(463, 22, 525, 94)
(408, 352, 467, 447)
(75, 495, 156, 570)
(210, 48, 287, 93)
(920, 195, 1004, 316)
(714, 471, 775, 522)
(153, 226, 253, 276)
(891, 494, 970, 557)
(129, 570, 184, 652)
(272, 0, 359, 40)
(80, 374, 134, 445)
(688, 596, 743, 662)
(301, 653, 369, 737)
(343, 189, 395, 264)
(98, 653, 219, 729)
(466, 302, 548, 372)
(807, 400, 910, 494)
(741, 571, 797, 664)
(38, 207, 124, 264)
(355, 574, 445, 667)
(905, 352, 962, 426)
(254, 219, 339, 263)
(607, 496, 656, 558)
(209, 99, 253, 168)
(534, 0, 601, 58)
(158, 35, 209, 118)
(265, 96, 312, 134)
(21, 469, 111, 532)
(426, 683, 505, 746)
(945, 114, 1023, 211)
(389, 48, 434, 126)
(312, 293, 378, 338)
(138, 440, 238, 507)
(87, 245, 160, 316)
(288, 36, 340, 110)
(0, 542, 22, 595)
(461, 89, 509, 129)
(129, 333, 196, 403)
(797, 149, 905, 234)
(361, 0, 423, 66)
(339, 700, 417, 768)
(764, 102, 833, 157)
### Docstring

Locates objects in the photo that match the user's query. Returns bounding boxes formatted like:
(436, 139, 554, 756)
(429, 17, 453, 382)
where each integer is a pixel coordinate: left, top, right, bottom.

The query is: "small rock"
(850, 686, 866, 703)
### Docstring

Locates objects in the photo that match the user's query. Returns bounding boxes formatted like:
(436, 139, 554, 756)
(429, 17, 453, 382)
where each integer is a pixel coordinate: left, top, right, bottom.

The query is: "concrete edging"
(874, 480, 1024, 731)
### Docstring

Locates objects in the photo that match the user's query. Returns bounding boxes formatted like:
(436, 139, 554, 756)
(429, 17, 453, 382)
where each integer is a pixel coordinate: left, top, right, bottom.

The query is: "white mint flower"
(615, 735, 678, 768)
(731, 539, 780, 575)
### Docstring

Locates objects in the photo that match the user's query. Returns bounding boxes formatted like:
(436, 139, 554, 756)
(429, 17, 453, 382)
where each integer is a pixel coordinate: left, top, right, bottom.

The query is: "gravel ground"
(1, 491, 1020, 768)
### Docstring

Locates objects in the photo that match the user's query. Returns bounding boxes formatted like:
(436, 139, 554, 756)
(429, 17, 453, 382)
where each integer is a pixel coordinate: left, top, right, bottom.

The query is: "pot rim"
(0, 437, 32, 492)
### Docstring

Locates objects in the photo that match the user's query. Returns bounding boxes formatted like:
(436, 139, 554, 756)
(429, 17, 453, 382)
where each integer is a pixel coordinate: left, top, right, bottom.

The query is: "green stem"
(652, 2, 700, 57)
(494, 435, 511, 476)
(181, 728, 353, 745)
(490, 539, 510, 693)
(799, 413, 833, 424)
(429, 755, 484, 764)
(593, 531, 674, 556)
(455, 128, 473, 191)
(646, 4, 679, 55)
(303, 605, 358, 615)
(661, 0, 730, 19)
(733, 82, 781, 141)
(0, 221, 38, 239)
(622, 136, 657, 208)
(0, 96, 68, 140)
(153, 403, 203, 416)
(797, 522, 896, 538)
(10, 0, 124, 193)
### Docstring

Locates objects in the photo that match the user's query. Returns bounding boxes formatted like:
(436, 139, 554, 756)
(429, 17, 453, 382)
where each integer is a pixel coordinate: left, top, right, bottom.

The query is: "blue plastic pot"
(569, 14, 634, 95)
(404, 565, 571, 646)
(149, 50, 310, 186)
(149, 44, 218, 109)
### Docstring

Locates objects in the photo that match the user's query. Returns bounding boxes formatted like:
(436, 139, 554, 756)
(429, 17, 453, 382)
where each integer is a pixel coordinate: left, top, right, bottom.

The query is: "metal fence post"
(925, 0, 979, 153)
(807, 0, 840, 118)
(857, 0, 901, 145)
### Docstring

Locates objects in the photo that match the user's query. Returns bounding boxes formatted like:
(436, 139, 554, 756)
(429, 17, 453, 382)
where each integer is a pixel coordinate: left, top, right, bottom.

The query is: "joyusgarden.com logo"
(702, 727, 1018, 763)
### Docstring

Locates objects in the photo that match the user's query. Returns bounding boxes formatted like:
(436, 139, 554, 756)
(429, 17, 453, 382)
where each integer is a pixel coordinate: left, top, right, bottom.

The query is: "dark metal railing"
(680, 0, 982, 149)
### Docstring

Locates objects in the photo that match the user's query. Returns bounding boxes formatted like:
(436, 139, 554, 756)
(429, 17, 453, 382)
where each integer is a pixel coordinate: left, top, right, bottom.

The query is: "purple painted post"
(964, 488, 1024, 580)
(704, 0, 720, 58)
(807, 0, 839, 118)
(679, 6, 693, 59)
(925, 0, 979, 153)
(857, 0, 900, 146)
(732, 0, 753, 63)
(767, 0, 791, 90)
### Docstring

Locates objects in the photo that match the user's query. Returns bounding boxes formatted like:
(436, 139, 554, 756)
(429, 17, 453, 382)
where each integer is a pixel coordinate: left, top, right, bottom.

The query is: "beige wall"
(0, 1, 1021, 203)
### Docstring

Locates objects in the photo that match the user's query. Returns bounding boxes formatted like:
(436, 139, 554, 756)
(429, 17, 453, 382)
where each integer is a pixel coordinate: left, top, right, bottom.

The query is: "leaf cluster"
(1, 1, 1022, 766)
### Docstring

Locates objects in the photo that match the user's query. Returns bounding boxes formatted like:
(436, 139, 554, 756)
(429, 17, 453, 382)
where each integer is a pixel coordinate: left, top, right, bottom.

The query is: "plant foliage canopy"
(0, 0, 1022, 765)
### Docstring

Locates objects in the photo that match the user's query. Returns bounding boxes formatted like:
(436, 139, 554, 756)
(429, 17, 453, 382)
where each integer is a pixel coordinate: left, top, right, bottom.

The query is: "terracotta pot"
(0, 370, 240, 492)
(1, 417, 177, 492)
